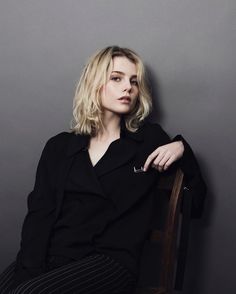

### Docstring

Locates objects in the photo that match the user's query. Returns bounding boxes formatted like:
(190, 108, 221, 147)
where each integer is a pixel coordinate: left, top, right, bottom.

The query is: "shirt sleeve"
(13, 137, 56, 288)
(171, 134, 207, 218)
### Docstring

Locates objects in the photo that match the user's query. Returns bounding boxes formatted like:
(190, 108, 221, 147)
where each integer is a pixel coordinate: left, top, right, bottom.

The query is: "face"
(100, 56, 139, 117)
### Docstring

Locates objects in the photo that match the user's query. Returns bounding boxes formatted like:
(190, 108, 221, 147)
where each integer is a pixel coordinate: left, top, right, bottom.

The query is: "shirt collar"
(120, 117, 144, 142)
(66, 118, 144, 157)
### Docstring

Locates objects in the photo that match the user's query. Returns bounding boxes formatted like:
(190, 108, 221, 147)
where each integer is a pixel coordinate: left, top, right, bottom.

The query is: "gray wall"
(0, 1, 235, 293)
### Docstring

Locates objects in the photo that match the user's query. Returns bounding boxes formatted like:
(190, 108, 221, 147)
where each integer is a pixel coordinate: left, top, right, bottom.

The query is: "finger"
(150, 163, 163, 173)
(152, 152, 169, 170)
(157, 163, 165, 173)
(143, 149, 161, 171)
(163, 156, 175, 170)
(151, 153, 166, 169)
(157, 153, 171, 168)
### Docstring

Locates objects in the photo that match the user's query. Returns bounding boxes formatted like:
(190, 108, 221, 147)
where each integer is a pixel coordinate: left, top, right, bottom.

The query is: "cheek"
(135, 86, 139, 95)
(100, 85, 110, 103)
(99, 87, 107, 108)
(99, 85, 114, 107)
(100, 85, 106, 96)
(101, 83, 114, 97)
(133, 88, 139, 99)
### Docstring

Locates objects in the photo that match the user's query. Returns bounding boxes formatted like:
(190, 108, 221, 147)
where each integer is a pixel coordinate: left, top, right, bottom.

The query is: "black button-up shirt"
(48, 145, 118, 262)
(13, 121, 206, 288)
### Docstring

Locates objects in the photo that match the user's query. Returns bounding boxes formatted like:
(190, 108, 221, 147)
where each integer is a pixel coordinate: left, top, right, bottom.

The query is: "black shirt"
(13, 122, 206, 287)
(48, 146, 117, 262)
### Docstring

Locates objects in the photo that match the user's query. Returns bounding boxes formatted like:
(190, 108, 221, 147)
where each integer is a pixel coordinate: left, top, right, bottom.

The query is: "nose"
(122, 79, 132, 93)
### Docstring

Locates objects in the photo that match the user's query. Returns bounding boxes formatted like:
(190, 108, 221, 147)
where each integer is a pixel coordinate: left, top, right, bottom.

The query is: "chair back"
(136, 168, 184, 294)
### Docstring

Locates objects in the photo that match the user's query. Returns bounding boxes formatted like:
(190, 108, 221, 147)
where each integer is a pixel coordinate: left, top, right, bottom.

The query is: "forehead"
(111, 56, 137, 76)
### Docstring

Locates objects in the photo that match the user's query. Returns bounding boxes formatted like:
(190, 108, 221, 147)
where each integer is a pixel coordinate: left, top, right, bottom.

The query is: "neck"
(96, 113, 121, 141)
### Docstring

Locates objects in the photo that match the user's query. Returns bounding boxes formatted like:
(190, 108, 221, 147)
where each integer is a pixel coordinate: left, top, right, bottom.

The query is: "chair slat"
(136, 169, 184, 294)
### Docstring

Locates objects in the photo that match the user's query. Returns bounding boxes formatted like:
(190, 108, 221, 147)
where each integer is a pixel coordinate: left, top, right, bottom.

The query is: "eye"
(111, 76, 121, 82)
(131, 80, 138, 86)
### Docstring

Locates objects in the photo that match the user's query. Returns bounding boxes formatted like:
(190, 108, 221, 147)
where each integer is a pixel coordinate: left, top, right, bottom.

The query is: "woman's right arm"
(13, 136, 57, 287)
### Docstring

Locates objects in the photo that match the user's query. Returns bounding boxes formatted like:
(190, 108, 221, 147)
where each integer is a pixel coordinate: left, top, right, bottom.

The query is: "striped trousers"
(0, 254, 136, 294)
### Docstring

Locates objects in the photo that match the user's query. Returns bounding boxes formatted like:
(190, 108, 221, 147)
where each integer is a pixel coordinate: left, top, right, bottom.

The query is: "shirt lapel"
(94, 138, 139, 177)
(63, 121, 145, 190)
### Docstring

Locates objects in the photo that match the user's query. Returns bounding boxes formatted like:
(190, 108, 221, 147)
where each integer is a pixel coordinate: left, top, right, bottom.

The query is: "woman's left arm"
(143, 140, 184, 172)
(144, 135, 207, 218)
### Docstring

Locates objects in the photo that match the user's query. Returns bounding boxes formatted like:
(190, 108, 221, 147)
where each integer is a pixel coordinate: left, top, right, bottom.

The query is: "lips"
(118, 96, 131, 102)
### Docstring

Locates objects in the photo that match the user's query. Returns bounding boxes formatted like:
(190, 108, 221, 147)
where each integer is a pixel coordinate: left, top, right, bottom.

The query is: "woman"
(0, 46, 206, 293)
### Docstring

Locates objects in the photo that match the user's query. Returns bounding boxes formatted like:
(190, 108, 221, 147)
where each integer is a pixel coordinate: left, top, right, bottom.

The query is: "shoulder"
(45, 131, 73, 146)
(41, 131, 75, 156)
(140, 122, 171, 145)
(46, 131, 73, 144)
(142, 122, 167, 134)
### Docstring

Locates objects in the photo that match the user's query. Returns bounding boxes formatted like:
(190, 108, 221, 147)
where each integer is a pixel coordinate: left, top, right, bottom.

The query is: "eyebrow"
(111, 71, 137, 78)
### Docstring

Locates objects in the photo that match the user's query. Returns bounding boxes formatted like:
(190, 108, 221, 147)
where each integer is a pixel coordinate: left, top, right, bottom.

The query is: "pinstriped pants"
(0, 254, 136, 294)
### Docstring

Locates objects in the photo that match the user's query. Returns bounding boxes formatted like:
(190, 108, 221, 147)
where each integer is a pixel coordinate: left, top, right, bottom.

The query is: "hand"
(143, 141, 184, 172)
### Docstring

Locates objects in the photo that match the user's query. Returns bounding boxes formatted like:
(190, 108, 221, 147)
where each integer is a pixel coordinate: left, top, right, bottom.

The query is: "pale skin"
(88, 56, 184, 172)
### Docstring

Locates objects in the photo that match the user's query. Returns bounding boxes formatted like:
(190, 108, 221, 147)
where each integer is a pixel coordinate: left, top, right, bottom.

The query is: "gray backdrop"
(0, 1, 235, 293)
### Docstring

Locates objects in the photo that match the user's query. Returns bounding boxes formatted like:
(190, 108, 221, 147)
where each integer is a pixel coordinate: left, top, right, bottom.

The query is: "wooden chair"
(135, 168, 191, 294)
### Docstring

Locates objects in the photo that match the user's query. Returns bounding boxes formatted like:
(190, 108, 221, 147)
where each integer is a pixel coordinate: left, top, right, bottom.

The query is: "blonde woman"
(0, 46, 206, 293)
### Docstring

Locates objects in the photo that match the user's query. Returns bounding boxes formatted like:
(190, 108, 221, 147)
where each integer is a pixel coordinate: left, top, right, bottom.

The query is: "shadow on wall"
(145, 66, 165, 124)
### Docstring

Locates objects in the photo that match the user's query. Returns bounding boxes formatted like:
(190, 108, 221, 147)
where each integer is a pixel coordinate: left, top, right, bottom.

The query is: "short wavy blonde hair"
(70, 46, 152, 135)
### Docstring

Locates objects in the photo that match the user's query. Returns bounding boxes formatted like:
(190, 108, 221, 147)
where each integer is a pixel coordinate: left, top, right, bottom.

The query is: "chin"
(116, 108, 133, 115)
(103, 105, 134, 116)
